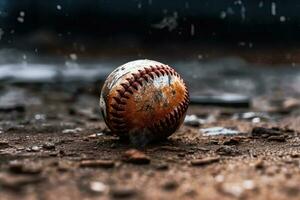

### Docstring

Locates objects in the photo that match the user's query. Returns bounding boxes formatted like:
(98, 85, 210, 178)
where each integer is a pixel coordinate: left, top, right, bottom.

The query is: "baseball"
(100, 59, 189, 144)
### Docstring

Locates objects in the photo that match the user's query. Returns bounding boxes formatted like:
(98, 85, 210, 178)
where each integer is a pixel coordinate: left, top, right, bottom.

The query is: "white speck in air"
(220, 11, 227, 19)
(258, 1, 264, 8)
(70, 53, 78, 61)
(17, 17, 24, 23)
(17, 11, 25, 23)
(279, 16, 286, 22)
(57, 5, 62, 10)
(20, 11, 25, 17)
(152, 12, 178, 31)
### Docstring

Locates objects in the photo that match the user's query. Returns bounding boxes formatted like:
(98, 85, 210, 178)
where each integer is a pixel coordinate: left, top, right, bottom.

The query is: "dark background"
(1, 0, 300, 55)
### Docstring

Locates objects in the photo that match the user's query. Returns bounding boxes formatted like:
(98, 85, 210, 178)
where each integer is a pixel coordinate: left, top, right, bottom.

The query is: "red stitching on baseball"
(109, 64, 189, 134)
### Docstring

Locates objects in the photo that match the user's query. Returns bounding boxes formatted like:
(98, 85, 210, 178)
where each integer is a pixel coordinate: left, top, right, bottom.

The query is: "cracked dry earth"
(0, 85, 300, 200)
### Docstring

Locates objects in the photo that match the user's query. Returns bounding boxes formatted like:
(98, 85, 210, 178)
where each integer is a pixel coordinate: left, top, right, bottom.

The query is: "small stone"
(251, 127, 281, 137)
(89, 181, 108, 194)
(122, 149, 150, 164)
(290, 153, 300, 158)
(79, 160, 115, 168)
(62, 127, 83, 134)
(161, 180, 179, 191)
(254, 159, 265, 170)
(201, 127, 239, 136)
(177, 152, 185, 157)
(216, 146, 240, 156)
(31, 145, 41, 152)
(9, 161, 42, 174)
(267, 135, 286, 142)
(8, 161, 23, 173)
(42, 142, 55, 150)
(110, 186, 136, 198)
(190, 157, 220, 166)
(49, 152, 58, 157)
(0, 140, 10, 149)
(223, 138, 240, 145)
(207, 140, 219, 145)
(184, 115, 202, 127)
(159, 146, 182, 152)
(154, 163, 169, 170)
(88, 132, 104, 139)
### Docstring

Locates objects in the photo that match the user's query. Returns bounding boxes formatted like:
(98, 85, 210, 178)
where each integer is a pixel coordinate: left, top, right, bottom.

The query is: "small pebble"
(62, 128, 83, 134)
(79, 160, 115, 168)
(122, 149, 150, 164)
(201, 127, 239, 136)
(223, 138, 240, 145)
(154, 163, 169, 170)
(31, 145, 41, 152)
(254, 159, 265, 170)
(267, 135, 286, 142)
(190, 157, 220, 166)
(42, 142, 55, 150)
(9, 161, 42, 174)
(0, 140, 9, 149)
(251, 127, 281, 137)
(89, 181, 108, 194)
(216, 146, 240, 156)
(184, 115, 202, 127)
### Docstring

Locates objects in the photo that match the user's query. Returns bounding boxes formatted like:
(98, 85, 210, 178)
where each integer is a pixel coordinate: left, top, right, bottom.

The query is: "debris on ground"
(122, 149, 151, 164)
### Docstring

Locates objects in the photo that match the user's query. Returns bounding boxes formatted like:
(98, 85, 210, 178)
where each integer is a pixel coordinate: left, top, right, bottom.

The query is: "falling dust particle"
(138, 2, 142, 9)
(20, 11, 25, 17)
(241, 5, 246, 20)
(220, 11, 226, 19)
(280, 16, 286, 22)
(191, 24, 195, 36)
(57, 5, 62, 10)
(17, 11, 25, 23)
(69, 53, 78, 61)
(271, 2, 276, 16)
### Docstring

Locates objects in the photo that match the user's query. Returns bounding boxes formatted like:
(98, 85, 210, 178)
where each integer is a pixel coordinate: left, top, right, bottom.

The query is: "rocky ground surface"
(0, 84, 300, 200)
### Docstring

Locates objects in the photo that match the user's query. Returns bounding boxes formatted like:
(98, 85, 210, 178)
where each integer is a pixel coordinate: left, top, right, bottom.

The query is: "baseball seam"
(108, 64, 189, 135)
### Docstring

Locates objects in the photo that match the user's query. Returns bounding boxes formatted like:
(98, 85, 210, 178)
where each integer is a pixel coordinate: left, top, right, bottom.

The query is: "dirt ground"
(0, 84, 300, 200)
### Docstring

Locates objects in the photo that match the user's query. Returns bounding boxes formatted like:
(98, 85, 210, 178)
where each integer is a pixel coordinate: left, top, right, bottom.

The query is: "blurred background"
(0, 0, 300, 100)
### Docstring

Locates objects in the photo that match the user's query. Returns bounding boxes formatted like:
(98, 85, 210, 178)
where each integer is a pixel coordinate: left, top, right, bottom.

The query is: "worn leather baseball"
(100, 59, 189, 144)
